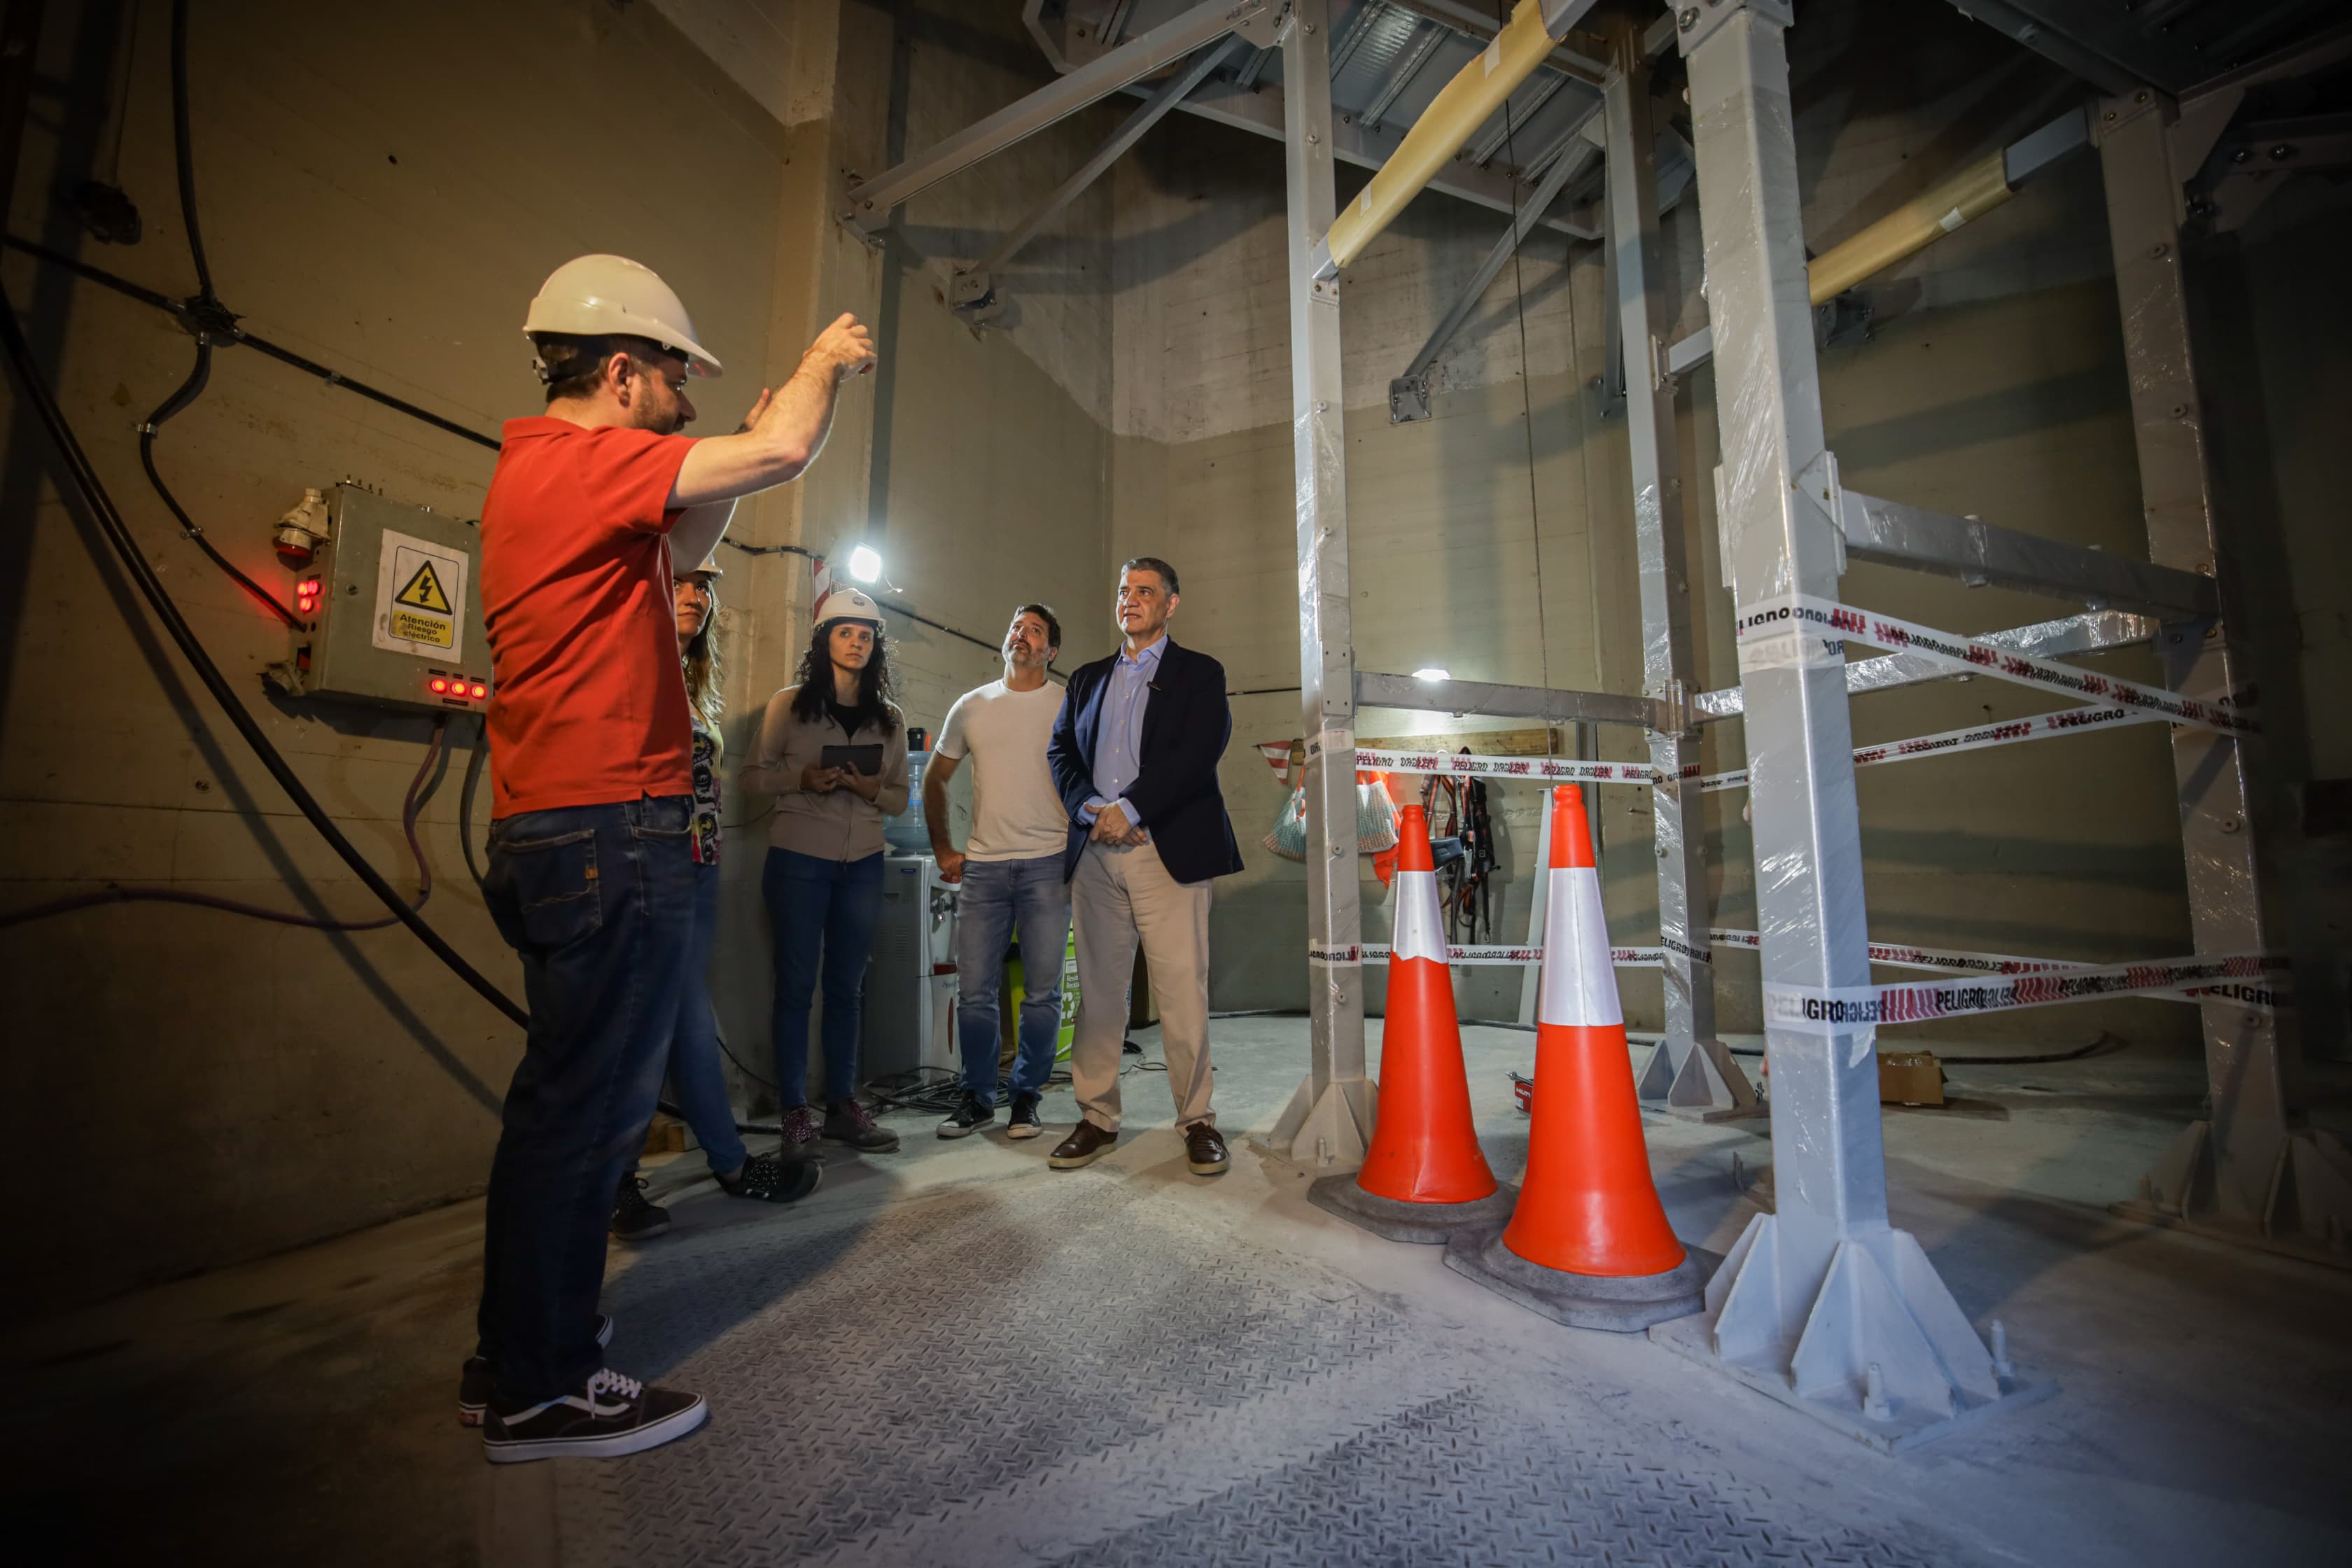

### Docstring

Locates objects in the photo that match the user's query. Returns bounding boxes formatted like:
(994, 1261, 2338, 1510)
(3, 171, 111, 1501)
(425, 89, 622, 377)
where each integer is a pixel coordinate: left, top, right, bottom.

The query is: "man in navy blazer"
(1045, 556, 1243, 1177)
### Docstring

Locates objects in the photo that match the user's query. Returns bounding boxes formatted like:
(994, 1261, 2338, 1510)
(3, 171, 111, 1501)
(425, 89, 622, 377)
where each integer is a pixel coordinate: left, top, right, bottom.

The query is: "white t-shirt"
(936, 678, 1070, 862)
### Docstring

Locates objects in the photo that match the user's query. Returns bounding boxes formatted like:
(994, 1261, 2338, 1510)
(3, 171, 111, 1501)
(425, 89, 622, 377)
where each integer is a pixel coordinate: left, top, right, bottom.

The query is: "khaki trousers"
(1069, 838, 1214, 1132)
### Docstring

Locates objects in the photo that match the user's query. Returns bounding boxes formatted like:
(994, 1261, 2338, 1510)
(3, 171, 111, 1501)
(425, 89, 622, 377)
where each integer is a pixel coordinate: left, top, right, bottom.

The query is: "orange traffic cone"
(1309, 805, 1516, 1243)
(1443, 785, 1707, 1329)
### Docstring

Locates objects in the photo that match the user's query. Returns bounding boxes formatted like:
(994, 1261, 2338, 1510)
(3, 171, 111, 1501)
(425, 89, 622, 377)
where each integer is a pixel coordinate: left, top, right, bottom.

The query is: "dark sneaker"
(1005, 1094, 1044, 1140)
(481, 1368, 706, 1464)
(823, 1098, 901, 1152)
(937, 1093, 995, 1139)
(1049, 1121, 1117, 1170)
(1184, 1122, 1229, 1177)
(716, 1152, 821, 1204)
(778, 1104, 822, 1155)
(458, 1315, 612, 1427)
(612, 1174, 671, 1240)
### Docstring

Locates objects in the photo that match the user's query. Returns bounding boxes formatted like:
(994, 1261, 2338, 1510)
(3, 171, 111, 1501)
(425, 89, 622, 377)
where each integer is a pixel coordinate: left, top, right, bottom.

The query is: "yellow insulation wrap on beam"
(1323, 0, 1559, 271)
(1807, 147, 2013, 304)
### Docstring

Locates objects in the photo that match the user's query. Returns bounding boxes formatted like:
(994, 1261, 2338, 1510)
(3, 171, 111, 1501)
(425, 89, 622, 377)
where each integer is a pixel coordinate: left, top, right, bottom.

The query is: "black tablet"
(822, 743, 885, 776)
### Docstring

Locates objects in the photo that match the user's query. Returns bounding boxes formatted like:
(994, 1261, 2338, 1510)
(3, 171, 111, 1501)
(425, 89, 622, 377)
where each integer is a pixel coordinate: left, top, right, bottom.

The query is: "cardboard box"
(1879, 1051, 1946, 1107)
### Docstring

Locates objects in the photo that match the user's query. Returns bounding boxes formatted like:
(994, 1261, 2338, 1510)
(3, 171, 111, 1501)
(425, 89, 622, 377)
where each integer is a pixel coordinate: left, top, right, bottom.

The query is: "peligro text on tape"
(1315, 944, 1666, 968)
(1761, 951, 2283, 1034)
(1354, 746, 1657, 787)
(1711, 927, 2288, 1012)
(1736, 595, 2257, 736)
(1698, 704, 2169, 793)
(1732, 598, 1847, 673)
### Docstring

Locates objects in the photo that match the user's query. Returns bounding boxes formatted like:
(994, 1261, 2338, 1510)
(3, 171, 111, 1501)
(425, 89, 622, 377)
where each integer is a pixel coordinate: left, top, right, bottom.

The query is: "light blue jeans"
(650, 862, 748, 1177)
(955, 854, 1073, 1107)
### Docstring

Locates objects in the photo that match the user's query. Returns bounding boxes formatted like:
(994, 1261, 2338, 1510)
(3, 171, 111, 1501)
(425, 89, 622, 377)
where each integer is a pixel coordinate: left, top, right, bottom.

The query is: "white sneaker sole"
(935, 1120, 990, 1140)
(1005, 1122, 1043, 1140)
(482, 1394, 708, 1464)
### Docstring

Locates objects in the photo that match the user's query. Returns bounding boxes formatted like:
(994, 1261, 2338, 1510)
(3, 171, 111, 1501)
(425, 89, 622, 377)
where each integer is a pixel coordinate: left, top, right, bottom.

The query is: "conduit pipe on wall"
(1320, 0, 1600, 274)
(1805, 146, 2012, 303)
(1804, 106, 2089, 304)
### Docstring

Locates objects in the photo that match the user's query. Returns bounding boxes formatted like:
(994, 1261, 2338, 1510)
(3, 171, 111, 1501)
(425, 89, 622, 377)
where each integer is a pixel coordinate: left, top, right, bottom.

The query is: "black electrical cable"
(167, 0, 212, 303)
(457, 714, 491, 890)
(138, 336, 302, 626)
(0, 715, 448, 932)
(0, 295, 528, 1028)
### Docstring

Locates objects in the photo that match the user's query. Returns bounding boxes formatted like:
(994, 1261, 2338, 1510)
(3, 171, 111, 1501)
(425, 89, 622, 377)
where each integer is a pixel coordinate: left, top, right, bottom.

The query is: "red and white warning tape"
(1357, 703, 2171, 796)
(1710, 927, 2288, 1012)
(1733, 595, 2257, 736)
(1310, 942, 1665, 967)
(1761, 951, 2284, 1033)
(1311, 926, 2287, 1020)
(1351, 746, 1658, 786)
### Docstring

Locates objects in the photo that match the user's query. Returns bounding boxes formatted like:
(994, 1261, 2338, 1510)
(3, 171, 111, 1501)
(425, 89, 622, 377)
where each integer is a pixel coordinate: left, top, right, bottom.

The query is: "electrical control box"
(266, 484, 493, 715)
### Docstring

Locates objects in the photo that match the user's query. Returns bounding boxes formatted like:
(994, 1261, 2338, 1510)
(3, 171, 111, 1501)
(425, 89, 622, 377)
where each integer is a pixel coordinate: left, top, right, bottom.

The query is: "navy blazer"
(1047, 636, 1245, 886)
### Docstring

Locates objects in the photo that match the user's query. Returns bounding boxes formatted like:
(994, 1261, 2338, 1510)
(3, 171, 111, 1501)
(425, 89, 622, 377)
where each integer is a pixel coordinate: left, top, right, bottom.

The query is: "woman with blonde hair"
(610, 550, 824, 1240)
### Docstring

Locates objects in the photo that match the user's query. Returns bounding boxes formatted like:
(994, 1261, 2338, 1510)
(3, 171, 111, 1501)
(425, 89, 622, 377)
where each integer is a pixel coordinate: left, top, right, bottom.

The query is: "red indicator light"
(430, 678, 449, 694)
(470, 684, 488, 699)
(299, 579, 321, 596)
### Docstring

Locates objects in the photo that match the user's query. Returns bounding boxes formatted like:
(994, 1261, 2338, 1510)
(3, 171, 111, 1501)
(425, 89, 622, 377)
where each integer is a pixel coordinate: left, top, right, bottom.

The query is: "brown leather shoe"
(1049, 1121, 1117, 1170)
(1184, 1122, 1229, 1177)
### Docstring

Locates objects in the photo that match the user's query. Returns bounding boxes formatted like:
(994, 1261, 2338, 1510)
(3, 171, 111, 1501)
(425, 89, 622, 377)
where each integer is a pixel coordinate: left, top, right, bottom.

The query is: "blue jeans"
(477, 795, 694, 1401)
(956, 854, 1072, 1107)
(636, 862, 748, 1177)
(764, 848, 884, 1107)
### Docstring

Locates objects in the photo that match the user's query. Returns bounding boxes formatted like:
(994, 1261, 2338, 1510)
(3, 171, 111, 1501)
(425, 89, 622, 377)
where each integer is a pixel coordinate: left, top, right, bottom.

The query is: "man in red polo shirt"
(468, 255, 873, 1463)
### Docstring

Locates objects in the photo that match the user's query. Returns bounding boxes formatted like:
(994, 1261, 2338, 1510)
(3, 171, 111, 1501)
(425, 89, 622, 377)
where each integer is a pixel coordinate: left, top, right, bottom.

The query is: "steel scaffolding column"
(1647, 0, 2041, 1450)
(1603, 25, 1756, 1123)
(1270, 0, 1376, 1172)
(2096, 94, 2352, 1261)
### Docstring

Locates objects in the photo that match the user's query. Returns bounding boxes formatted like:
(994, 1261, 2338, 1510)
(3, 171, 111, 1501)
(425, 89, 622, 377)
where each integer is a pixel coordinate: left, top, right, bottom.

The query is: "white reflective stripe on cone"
(1390, 869, 1448, 965)
(1537, 865, 1623, 1028)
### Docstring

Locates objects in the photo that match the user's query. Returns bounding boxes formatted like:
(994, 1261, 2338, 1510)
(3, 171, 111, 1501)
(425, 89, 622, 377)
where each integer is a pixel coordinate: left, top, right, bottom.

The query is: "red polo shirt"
(480, 416, 697, 817)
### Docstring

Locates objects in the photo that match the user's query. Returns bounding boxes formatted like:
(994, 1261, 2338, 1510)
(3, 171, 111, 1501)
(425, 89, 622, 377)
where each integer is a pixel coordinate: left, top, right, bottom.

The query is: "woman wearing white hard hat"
(739, 586, 911, 1156)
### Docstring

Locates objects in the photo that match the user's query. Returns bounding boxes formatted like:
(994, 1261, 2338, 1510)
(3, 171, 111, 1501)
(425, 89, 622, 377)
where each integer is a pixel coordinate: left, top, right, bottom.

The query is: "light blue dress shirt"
(1084, 636, 1164, 832)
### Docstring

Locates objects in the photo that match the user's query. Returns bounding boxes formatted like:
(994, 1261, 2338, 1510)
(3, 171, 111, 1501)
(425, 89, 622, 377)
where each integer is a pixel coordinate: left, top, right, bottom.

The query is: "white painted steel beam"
(1357, 668, 1663, 729)
(1269, 0, 1375, 1175)
(2097, 94, 2351, 1260)
(1692, 611, 2160, 720)
(1835, 488, 2220, 619)
(1647, 0, 2033, 1452)
(951, 38, 1241, 312)
(846, 0, 1266, 229)
(1605, 27, 1752, 1123)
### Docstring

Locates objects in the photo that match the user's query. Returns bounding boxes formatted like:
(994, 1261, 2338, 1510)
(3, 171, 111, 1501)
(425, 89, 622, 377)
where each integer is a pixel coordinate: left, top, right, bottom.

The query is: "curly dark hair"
(788, 616, 900, 734)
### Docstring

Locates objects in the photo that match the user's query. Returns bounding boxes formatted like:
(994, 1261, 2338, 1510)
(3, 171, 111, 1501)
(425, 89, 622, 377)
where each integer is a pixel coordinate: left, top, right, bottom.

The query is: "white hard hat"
(524, 254, 723, 377)
(813, 586, 886, 631)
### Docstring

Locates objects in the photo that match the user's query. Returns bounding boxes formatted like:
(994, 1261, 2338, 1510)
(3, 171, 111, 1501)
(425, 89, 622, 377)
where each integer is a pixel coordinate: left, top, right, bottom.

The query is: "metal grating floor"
(545, 1167, 1945, 1567)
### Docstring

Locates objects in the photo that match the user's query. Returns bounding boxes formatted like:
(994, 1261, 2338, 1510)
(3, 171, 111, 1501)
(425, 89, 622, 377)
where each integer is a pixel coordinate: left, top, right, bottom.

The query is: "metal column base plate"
(1442, 1225, 1709, 1331)
(2108, 1200, 2352, 1273)
(1306, 1175, 1518, 1244)
(1636, 1037, 1765, 1123)
(2108, 1121, 2352, 1272)
(1649, 1312, 2058, 1453)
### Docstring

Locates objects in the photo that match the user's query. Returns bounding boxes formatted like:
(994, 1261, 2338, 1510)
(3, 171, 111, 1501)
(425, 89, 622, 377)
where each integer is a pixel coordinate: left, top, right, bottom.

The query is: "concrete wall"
(1, 0, 1114, 1318)
(1105, 0, 2205, 1049)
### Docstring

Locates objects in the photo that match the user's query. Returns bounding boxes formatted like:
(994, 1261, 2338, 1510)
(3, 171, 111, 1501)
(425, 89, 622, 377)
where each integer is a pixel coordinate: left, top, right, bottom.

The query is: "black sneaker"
(458, 1314, 612, 1427)
(481, 1368, 706, 1464)
(716, 1152, 822, 1203)
(937, 1092, 995, 1139)
(612, 1173, 671, 1240)
(1005, 1094, 1044, 1140)
(822, 1098, 901, 1152)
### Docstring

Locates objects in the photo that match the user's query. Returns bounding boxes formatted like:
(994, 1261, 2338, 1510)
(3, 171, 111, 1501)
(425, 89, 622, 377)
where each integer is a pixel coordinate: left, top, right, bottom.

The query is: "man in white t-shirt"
(925, 603, 1072, 1140)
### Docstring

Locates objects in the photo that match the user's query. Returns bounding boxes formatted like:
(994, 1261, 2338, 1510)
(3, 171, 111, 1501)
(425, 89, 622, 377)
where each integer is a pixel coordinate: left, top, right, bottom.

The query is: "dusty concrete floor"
(8, 1020, 2351, 1565)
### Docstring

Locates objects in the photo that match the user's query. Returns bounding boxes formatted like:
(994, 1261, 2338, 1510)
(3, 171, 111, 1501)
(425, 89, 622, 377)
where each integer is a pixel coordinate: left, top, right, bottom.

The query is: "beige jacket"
(742, 685, 911, 862)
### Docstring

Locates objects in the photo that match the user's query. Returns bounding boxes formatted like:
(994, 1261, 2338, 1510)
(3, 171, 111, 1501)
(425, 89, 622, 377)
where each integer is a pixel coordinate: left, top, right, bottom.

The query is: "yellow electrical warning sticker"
(393, 560, 454, 615)
(373, 528, 468, 663)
